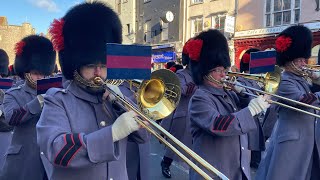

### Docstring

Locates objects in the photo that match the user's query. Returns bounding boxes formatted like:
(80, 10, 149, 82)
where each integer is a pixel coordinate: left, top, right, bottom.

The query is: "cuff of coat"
(86, 126, 120, 163)
(237, 107, 256, 134)
(27, 98, 42, 115)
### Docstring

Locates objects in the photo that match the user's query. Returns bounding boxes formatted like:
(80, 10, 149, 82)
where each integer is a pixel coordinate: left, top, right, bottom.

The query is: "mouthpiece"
(93, 77, 104, 85)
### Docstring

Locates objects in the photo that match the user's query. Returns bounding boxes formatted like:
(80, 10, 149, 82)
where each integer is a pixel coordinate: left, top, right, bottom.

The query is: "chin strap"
(289, 62, 312, 85)
(73, 70, 105, 94)
(25, 73, 37, 89)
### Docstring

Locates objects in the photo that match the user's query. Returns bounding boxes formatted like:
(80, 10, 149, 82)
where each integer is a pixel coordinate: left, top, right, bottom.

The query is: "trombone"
(95, 69, 228, 180)
(224, 66, 320, 119)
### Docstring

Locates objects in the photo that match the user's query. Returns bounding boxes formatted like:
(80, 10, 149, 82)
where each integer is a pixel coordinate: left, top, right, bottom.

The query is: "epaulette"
(5, 86, 22, 93)
(46, 88, 67, 96)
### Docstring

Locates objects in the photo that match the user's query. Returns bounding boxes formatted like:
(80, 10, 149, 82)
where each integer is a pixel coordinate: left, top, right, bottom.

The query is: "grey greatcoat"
(188, 85, 256, 180)
(256, 72, 320, 180)
(161, 68, 196, 160)
(0, 89, 13, 171)
(36, 81, 147, 180)
(119, 81, 150, 180)
(237, 77, 265, 151)
(0, 83, 46, 180)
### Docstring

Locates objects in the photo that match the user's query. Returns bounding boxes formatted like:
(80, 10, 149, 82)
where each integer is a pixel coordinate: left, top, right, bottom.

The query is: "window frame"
(264, 0, 300, 27)
(191, 17, 203, 37)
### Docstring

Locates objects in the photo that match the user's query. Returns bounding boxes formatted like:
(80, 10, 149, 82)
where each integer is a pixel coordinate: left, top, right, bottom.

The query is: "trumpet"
(95, 69, 228, 180)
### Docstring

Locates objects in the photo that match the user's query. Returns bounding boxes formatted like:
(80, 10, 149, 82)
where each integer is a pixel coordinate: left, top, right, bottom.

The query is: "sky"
(0, 0, 85, 34)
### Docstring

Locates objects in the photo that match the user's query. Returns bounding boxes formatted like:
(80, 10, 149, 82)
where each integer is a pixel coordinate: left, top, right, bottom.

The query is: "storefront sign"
(235, 22, 320, 38)
(152, 51, 176, 63)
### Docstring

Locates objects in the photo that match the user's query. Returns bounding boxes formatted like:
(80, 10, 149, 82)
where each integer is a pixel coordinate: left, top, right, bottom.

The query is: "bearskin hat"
(0, 49, 9, 76)
(240, 48, 260, 73)
(188, 29, 230, 85)
(14, 35, 56, 79)
(165, 61, 176, 69)
(169, 64, 183, 73)
(49, 1, 122, 80)
(276, 25, 313, 66)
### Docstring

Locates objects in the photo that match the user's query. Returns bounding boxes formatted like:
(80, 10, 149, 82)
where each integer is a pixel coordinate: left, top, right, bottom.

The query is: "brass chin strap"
(25, 73, 37, 89)
(204, 74, 226, 88)
(289, 62, 312, 85)
(73, 70, 105, 94)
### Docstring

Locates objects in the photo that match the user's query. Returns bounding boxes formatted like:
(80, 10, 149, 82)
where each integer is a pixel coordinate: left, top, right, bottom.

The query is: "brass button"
(100, 121, 106, 127)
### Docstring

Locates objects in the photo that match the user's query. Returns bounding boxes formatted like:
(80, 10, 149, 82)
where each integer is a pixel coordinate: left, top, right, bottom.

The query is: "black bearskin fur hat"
(276, 25, 313, 66)
(50, 1, 122, 80)
(188, 29, 230, 85)
(14, 35, 56, 79)
(240, 48, 260, 73)
(0, 49, 9, 76)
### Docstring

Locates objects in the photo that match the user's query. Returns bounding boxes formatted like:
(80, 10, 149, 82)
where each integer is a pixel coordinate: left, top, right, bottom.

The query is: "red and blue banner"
(249, 51, 276, 74)
(0, 78, 13, 90)
(37, 77, 63, 95)
(106, 43, 151, 79)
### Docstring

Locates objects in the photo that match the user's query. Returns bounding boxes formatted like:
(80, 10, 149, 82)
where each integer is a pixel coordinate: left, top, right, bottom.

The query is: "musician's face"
(293, 58, 307, 68)
(80, 63, 107, 81)
(30, 71, 45, 81)
(208, 66, 228, 81)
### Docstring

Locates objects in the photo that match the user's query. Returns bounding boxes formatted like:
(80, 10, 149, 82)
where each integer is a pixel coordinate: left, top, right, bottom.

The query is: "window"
(191, 0, 203, 4)
(265, 0, 300, 27)
(191, 17, 203, 37)
(126, 24, 131, 35)
(144, 20, 151, 43)
(161, 21, 169, 41)
(211, 15, 226, 33)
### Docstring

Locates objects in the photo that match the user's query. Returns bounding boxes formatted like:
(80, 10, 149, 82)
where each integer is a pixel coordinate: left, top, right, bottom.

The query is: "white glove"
(248, 95, 270, 116)
(37, 94, 44, 108)
(106, 84, 124, 102)
(234, 81, 245, 94)
(111, 111, 140, 142)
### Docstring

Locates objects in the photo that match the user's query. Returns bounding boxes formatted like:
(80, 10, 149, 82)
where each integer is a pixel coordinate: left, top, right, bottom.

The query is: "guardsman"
(237, 48, 265, 169)
(0, 49, 12, 171)
(256, 25, 320, 180)
(0, 35, 56, 180)
(36, 2, 146, 180)
(160, 40, 197, 178)
(187, 29, 270, 180)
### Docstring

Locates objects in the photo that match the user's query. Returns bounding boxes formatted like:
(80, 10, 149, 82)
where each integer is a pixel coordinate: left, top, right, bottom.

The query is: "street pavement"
(148, 136, 257, 179)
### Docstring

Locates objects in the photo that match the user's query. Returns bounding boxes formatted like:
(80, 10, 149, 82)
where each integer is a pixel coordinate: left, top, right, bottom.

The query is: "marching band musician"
(187, 29, 270, 180)
(237, 48, 265, 169)
(0, 35, 56, 180)
(160, 40, 197, 178)
(0, 49, 12, 171)
(36, 2, 146, 180)
(256, 25, 320, 180)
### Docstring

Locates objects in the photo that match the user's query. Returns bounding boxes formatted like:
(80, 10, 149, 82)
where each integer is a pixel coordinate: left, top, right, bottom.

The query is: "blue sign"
(152, 51, 176, 63)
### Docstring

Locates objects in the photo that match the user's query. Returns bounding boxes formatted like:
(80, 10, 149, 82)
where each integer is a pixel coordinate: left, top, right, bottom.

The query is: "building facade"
(92, 0, 137, 44)
(234, 0, 320, 67)
(0, 16, 35, 65)
(183, 0, 236, 63)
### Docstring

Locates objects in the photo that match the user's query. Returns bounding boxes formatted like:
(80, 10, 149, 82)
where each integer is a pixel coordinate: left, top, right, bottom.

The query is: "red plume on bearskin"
(169, 66, 177, 73)
(241, 53, 250, 63)
(14, 41, 26, 56)
(276, 35, 292, 53)
(186, 39, 203, 62)
(49, 18, 65, 51)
